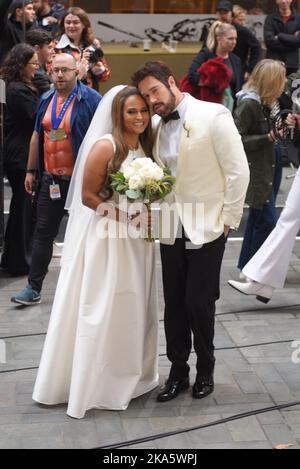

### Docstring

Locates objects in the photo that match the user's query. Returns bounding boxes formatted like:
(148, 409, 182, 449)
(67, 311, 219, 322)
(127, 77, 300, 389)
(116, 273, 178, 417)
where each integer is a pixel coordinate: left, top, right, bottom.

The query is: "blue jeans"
(238, 193, 277, 270)
(238, 146, 282, 270)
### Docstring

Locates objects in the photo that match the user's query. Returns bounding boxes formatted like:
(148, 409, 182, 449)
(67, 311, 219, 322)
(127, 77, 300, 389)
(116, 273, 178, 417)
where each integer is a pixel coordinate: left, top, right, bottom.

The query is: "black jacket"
(264, 7, 300, 71)
(198, 22, 262, 74)
(3, 81, 39, 170)
(32, 67, 52, 97)
(36, 3, 65, 35)
(188, 47, 243, 100)
(0, 0, 38, 64)
(233, 23, 262, 73)
(234, 97, 275, 209)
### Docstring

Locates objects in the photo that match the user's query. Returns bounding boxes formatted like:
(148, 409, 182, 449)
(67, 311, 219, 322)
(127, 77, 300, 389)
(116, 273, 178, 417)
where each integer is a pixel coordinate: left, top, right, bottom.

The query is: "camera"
(87, 46, 104, 65)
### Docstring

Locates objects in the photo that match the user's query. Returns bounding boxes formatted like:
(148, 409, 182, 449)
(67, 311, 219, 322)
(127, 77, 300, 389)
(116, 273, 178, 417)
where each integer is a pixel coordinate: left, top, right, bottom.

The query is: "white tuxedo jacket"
(153, 95, 249, 245)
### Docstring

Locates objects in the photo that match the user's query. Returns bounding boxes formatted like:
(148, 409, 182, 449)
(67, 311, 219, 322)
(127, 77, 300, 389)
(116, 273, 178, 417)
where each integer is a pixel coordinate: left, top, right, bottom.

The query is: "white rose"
(138, 165, 155, 180)
(123, 166, 135, 180)
(124, 158, 164, 185)
(135, 157, 152, 168)
(138, 161, 164, 181)
(128, 174, 145, 190)
(151, 166, 164, 181)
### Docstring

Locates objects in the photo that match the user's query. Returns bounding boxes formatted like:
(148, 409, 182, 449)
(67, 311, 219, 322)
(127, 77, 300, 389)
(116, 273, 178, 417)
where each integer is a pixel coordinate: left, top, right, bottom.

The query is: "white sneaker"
(228, 280, 274, 304)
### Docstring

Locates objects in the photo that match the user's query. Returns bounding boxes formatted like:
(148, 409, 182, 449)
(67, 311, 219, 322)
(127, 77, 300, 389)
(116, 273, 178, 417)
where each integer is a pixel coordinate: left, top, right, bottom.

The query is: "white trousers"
(243, 166, 300, 289)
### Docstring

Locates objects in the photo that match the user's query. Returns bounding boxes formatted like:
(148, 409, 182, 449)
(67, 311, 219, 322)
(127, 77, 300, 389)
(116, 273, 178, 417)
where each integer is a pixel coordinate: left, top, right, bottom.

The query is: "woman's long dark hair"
(104, 86, 153, 199)
(0, 44, 36, 84)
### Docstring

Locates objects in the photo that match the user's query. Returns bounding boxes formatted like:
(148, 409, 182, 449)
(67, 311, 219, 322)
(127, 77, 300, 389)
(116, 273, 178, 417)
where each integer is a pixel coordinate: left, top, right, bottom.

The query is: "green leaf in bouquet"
(146, 180, 161, 198)
(110, 173, 125, 187)
(113, 171, 126, 181)
(162, 175, 176, 184)
(163, 167, 172, 176)
(125, 189, 142, 200)
(115, 183, 128, 193)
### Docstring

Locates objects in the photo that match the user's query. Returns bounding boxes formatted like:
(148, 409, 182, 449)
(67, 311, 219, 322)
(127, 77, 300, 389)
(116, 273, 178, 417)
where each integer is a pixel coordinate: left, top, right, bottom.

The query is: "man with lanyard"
(11, 53, 101, 305)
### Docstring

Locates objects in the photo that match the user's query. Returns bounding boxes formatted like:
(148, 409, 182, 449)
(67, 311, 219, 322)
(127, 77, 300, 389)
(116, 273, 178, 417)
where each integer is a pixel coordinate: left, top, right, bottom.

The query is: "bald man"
(12, 54, 101, 305)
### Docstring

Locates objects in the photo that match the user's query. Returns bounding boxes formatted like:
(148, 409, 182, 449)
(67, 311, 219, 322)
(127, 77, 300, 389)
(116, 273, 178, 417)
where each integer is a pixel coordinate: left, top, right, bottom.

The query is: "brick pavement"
(0, 169, 300, 449)
(0, 239, 300, 449)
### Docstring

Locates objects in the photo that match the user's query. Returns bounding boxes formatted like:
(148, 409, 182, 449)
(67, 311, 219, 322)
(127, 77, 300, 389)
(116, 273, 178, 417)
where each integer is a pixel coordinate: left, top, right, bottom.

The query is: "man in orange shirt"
(12, 54, 101, 305)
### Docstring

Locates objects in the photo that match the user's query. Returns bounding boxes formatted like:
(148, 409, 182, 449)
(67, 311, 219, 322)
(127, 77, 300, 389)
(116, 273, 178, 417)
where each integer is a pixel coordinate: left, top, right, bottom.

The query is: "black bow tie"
(162, 110, 180, 123)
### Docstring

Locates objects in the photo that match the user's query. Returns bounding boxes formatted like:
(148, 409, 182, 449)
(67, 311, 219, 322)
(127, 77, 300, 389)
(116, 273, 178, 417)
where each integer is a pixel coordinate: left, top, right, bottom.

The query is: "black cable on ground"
(0, 332, 46, 340)
(216, 339, 294, 351)
(216, 303, 300, 316)
(95, 400, 300, 449)
(0, 366, 38, 374)
(0, 339, 295, 374)
(1, 304, 299, 340)
(158, 339, 294, 357)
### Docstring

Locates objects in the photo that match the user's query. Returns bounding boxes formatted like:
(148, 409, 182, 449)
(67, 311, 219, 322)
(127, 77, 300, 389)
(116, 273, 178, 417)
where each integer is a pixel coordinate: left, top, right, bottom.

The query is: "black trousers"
(29, 174, 69, 293)
(160, 231, 226, 381)
(1, 169, 35, 275)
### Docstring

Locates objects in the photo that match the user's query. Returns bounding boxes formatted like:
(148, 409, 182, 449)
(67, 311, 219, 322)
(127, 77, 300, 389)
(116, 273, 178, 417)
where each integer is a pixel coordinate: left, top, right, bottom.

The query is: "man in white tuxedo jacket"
(132, 61, 249, 402)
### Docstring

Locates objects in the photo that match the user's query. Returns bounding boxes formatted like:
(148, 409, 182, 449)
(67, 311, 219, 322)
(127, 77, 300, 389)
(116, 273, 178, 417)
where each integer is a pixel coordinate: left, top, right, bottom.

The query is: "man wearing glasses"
(11, 53, 101, 305)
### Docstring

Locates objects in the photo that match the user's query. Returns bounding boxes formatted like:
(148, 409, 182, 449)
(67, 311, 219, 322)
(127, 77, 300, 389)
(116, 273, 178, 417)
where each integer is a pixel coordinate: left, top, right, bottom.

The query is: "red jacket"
(180, 57, 232, 104)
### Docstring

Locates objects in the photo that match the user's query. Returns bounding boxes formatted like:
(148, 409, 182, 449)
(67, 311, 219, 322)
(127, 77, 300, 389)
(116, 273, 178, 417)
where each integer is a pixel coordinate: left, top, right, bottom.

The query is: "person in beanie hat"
(215, 0, 261, 80)
(216, 0, 233, 23)
(200, 0, 261, 80)
(0, 0, 38, 65)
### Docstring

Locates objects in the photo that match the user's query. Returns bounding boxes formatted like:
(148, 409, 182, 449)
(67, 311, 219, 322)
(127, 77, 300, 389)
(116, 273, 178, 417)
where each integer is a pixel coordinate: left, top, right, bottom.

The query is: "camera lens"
(89, 47, 104, 64)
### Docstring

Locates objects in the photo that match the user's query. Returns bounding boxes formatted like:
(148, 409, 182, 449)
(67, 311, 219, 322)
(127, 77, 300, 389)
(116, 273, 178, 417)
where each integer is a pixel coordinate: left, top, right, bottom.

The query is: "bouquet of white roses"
(110, 157, 175, 241)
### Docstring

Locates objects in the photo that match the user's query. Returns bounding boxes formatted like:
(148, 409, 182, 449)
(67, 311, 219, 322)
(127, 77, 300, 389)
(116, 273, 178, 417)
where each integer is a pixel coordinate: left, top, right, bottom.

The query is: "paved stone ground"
(1, 169, 300, 449)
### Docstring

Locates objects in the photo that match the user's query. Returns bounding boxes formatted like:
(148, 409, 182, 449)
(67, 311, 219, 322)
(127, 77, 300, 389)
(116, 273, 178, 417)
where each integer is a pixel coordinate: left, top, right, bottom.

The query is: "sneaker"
(11, 285, 41, 306)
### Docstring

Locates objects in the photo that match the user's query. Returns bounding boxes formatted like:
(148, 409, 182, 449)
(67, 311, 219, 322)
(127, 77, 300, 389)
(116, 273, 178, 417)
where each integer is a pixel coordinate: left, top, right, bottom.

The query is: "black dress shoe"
(192, 376, 214, 399)
(157, 377, 189, 402)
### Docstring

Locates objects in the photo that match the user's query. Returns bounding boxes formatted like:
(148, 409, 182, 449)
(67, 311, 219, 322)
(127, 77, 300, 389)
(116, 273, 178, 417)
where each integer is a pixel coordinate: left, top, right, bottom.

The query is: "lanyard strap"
(51, 84, 78, 130)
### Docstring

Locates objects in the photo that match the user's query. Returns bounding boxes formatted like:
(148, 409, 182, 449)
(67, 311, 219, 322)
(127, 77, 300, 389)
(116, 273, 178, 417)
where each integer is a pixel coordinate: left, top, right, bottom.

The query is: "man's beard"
(154, 89, 176, 117)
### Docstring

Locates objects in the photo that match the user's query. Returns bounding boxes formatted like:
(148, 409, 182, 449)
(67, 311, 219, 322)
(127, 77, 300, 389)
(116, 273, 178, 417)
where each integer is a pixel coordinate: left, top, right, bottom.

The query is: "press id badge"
(49, 183, 61, 200)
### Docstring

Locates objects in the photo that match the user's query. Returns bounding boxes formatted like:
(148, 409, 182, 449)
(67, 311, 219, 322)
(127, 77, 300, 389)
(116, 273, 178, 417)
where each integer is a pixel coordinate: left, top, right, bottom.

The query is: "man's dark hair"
(26, 29, 52, 47)
(9, 0, 33, 16)
(131, 61, 178, 88)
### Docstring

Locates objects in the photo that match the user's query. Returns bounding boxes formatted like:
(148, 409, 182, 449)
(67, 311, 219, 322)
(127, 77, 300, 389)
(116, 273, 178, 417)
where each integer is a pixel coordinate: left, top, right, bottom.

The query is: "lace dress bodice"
(97, 133, 146, 171)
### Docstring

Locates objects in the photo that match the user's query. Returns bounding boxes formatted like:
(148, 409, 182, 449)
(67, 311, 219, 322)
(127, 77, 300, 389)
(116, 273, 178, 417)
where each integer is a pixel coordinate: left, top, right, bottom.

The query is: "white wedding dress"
(32, 135, 159, 419)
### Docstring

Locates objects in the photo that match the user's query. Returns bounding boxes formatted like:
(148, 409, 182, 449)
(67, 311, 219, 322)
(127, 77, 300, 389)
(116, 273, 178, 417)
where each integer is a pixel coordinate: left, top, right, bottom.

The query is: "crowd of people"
(0, 0, 300, 418)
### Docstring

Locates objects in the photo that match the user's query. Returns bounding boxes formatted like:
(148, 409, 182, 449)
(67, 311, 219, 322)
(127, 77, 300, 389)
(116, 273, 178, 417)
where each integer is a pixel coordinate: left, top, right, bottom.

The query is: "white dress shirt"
(159, 94, 188, 177)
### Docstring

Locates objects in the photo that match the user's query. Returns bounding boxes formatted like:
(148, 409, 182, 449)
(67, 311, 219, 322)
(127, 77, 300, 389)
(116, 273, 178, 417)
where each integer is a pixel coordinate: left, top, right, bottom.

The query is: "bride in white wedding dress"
(32, 86, 159, 419)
